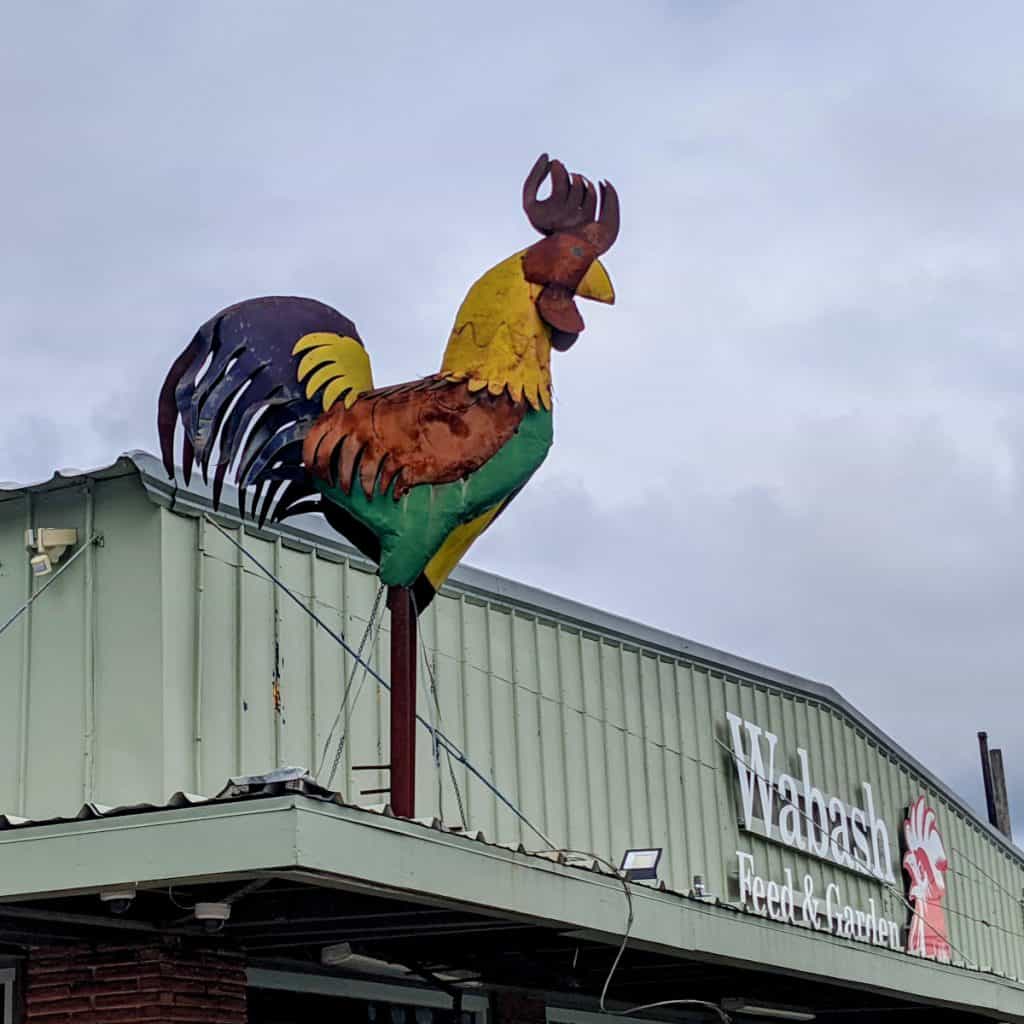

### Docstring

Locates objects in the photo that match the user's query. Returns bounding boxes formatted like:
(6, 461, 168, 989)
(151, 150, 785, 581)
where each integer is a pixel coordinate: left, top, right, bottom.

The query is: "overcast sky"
(2, 2, 1023, 826)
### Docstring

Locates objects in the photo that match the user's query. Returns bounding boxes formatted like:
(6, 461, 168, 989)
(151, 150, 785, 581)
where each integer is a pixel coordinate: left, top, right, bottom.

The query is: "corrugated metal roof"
(0, 765, 613, 868)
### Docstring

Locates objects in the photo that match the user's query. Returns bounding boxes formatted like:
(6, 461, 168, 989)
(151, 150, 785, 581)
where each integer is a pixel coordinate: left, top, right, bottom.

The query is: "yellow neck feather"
(439, 251, 553, 410)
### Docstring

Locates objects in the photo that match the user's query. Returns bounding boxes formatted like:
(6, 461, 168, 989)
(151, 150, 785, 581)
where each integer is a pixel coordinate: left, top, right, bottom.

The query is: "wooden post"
(388, 586, 417, 818)
(991, 748, 1013, 840)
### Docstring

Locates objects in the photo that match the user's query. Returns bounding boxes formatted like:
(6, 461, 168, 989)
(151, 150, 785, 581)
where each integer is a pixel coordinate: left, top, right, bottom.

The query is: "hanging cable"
(949, 845, 1024, 905)
(315, 583, 385, 783)
(417, 640, 444, 818)
(324, 589, 387, 790)
(411, 590, 468, 829)
(0, 536, 99, 642)
(530, 849, 729, 1023)
(202, 515, 1012, 1014)
(426, 646, 719, 774)
(204, 516, 732, 1019)
(426, 649, 469, 830)
(203, 515, 556, 850)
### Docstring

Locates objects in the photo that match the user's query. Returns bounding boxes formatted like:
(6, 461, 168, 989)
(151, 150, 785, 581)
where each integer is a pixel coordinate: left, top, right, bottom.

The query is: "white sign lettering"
(737, 850, 902, 951)
(726, 712, 897, 884)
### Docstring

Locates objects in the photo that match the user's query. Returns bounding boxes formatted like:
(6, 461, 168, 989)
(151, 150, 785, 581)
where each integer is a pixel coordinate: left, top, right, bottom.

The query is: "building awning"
(0, 780, 1020, 1022)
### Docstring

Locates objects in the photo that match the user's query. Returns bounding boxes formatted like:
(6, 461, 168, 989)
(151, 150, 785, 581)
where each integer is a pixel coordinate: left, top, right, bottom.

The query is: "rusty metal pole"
(388, 586, 416, 818)
(979, 731, 998, 830)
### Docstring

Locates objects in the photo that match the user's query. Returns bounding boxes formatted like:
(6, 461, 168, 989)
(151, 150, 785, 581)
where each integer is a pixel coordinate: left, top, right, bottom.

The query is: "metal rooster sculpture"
(158, 154, 619, 813)
(159, 154, 618, 608)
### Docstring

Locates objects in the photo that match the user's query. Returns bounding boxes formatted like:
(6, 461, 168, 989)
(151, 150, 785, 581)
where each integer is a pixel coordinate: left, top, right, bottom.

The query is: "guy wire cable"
(422, 645, 469, 830)
(325, 598, 389, 786)
(0, 535, 100, 641)
(317, 582, 386, 785)
(204, 515, 557, 850)
(316, 581, 383, 778)
(206, 514, 729, 1021)
(411, 588, 468, 830)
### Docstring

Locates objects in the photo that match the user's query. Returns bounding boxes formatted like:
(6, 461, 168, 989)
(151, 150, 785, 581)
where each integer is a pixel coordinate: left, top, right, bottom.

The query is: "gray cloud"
(3, 1, 1023, 826)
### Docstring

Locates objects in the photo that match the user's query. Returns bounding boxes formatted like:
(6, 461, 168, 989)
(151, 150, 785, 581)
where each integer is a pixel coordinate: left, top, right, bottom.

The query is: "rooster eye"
(571, 245, 583, 257)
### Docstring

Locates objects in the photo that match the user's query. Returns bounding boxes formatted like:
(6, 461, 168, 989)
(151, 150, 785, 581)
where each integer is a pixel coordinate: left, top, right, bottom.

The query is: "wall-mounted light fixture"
(721, 999, 815, 1021)
(619, 848, 662, 882)
(24, 528, 78, 577)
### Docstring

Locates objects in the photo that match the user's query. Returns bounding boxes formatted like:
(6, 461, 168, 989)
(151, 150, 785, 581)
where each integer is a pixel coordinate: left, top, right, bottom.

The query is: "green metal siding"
(0, 473, 165, 817)
(2, 460, 1024, 983)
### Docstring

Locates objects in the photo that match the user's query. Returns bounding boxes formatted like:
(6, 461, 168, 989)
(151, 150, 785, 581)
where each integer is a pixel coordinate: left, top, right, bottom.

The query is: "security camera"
(194, 902, 231, 933)
(100, 887, 137, 915)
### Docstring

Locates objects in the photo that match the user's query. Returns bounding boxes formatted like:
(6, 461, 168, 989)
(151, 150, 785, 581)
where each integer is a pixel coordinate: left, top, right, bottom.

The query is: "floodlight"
(321, 943, 413, 977)
(29, 553, 52, 577)
(24, 528, 77, 576)
(619, 848, 662, 881)
(322, 941, 354, 965)
(721, 999, 815, 1021)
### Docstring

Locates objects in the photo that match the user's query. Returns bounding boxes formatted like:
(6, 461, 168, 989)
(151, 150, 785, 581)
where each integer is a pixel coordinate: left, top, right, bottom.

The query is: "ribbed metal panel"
(1, 462, 1023, 981)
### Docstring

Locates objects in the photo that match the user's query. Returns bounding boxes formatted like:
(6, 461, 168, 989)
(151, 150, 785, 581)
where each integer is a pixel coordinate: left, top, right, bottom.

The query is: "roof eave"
(0, 795, 1020, 1020)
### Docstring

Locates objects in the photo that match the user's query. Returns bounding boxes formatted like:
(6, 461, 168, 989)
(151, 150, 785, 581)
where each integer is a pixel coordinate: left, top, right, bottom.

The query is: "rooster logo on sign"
(903, 796, 952, 962)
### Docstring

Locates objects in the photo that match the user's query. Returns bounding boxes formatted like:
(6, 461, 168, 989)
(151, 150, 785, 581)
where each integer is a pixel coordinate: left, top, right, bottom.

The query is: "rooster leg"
(387, 586, 417, 818)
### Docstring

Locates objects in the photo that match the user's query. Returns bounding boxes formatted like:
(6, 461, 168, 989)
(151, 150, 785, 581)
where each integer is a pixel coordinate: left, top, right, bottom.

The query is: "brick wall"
(493, 993, 546, 1024)
(24, 944, 246, 1023)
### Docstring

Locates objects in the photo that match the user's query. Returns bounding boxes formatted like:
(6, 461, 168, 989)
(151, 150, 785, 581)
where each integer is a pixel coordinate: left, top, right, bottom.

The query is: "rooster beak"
(576, 259, 615, 304)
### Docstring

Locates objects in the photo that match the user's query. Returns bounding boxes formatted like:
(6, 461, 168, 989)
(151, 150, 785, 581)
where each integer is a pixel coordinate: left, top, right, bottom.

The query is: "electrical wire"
(949, 845, 1024, 906)
(533, 849, 729, 1023)
(201, 542, 720, 776)
(205, 517, 729, 1017)
(319, 586, 387, 789)
(207, 518, 872, 1017)
(326, 599, 387, 790)
(411, 591, 468, 829)
(167, 886, 195, 911)
(409, 590, 444, 815)
(427, 647, 720, 774)
(204, 515, 558, 850)
(316, 581, 384, 780)
(417, 639, 445, 820)
(0, 535, 99, 640)
(212, 517, 1010, 1016)
(4, 512, 998, 1014)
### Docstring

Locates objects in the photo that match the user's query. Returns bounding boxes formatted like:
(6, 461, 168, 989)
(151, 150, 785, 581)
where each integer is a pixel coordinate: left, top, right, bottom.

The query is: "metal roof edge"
(14, 451, 1021, 866)
(0, 454, 140, 500)
(2, 791, 1019, 1016)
